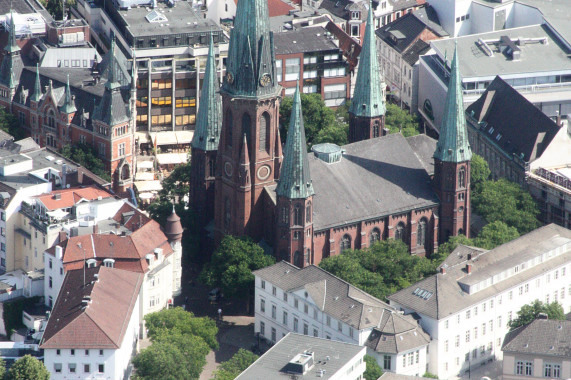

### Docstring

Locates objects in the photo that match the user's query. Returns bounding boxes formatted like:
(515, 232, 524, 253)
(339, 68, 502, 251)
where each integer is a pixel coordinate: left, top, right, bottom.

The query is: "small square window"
(84, 364, 90, 373)
(98, 364, 105, 373)
(71, 349, 75, 356)
(56, 349, 61, 355)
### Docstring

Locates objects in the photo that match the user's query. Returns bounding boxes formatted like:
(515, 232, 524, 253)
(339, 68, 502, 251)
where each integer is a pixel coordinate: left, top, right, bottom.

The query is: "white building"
(253, 261, 430, 376)
(40, 266, 143, 380)
(388, 224, 571, 379)
(236, 333, 366, 380)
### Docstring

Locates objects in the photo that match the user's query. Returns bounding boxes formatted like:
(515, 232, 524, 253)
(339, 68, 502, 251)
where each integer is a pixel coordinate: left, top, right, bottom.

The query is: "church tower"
(0, 11, 24, 107)
(275, 84, 314, 268)
(433, 45, 472, 243)
(348, 2, 386, 143)
(214, 0, 282, 240)
(190, 36, 221, 224)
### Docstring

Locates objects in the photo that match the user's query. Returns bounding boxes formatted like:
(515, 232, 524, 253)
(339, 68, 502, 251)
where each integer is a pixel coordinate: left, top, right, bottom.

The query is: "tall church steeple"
(190, 35, 222, 223)
(276, 83, 314, 267)
(433, 44, 472, 243)
(348, 1, 386, 143)
(214, 0, 282, 242)
(0, 11, 24, 99)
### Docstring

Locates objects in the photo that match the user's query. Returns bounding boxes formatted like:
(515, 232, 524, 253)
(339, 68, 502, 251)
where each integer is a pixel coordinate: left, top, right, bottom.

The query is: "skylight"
(146, 10, 168, 23)
(413, 287, 433, 300)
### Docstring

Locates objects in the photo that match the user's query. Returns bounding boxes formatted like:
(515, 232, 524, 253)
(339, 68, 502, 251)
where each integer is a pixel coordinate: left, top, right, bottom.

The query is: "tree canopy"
(508, 300, 565, 331)
(59, 143, 111, 182)
(470, 154, 491, 188)
(279, 93, 348, 147)
(200, 236, 275, 300)
(212, 348, 259, 380)
(132, 341, 196, 380)
(0, 107, 25, 141)
(5, 355, 49, 380)
(364, 355, 383, 380)
(384, 103, 421, 137)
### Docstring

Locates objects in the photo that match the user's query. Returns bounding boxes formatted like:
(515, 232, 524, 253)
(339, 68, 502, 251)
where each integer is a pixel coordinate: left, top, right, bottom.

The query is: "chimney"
(537, 312, 548, 320)
(556, 111, 562, 127)
(440, 267, 446, 275)
(55, 245, 63, 260)
(466, 263, 472, 274)
(93, 225, 98, 234)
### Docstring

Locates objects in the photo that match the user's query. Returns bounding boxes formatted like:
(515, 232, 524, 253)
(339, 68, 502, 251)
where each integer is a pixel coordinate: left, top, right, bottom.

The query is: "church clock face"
(224, 161, 233, 177)
(226, 72, 234, 84)
(259, 73, 271, 87)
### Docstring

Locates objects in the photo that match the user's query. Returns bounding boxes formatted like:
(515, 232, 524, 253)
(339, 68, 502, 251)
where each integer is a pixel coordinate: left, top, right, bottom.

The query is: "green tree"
(132, 341, 193, 380)
(473, 221, 519, 249)
(5, 355, 49, 380)
(212, 348, 259, 380)
(470, 154, 491, 189)
(59, 143, 111, 182)
(0, 357, 6, 380)
(384, 103, 420, 137)
(508, 300, 565, 330)
(0, 107, 25, 140)
(144, 307, 218, 350)
(472, 179, 540, 234)
(364, 355, 383, 380)
(279, 93, 348, 147)
(200, 236, 275, 304)
(423, 372, 439, 379)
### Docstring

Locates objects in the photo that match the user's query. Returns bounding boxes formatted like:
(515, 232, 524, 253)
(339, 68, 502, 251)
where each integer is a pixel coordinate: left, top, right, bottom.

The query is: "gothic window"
(373, 121, 380, 138)
(121, 164, 130, 180)
(48, 110, 56, 128)
(340, 234, 351, 252)
(294, 250, 302, 267)
(281, 207, 289, 224)
(294, 205, 302, 226)
(370, 227, 381, 245)
(208, 158, 215, 177)
(226, 109, 233, 147)
(395, 222, 406, 242)
(224, 197, 231, 230)
(306, 202, 312, 223)
(259, 112, 270, 152)
(417, 218, 427, 248)
(242, 113, 251, 145)
(459, 167, 466, 188)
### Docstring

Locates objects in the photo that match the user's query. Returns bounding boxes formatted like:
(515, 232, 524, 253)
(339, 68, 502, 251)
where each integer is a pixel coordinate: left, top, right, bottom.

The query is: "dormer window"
(351, 11, 360, 20)
(103, 258, 115, 268)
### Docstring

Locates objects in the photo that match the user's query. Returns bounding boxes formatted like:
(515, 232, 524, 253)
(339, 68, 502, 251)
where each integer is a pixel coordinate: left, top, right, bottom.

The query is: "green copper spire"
(434, 44, 472, 163)
(222, 0, 278, 97)
(60, 74, 76, 114)
(0, 11, 23, 89)
(6, 11, 20, 55)
(349, 2, 385, 118)
(276, 83, 314, 199)
(192, 35, 221, 152)
(30, 64, 42, 102)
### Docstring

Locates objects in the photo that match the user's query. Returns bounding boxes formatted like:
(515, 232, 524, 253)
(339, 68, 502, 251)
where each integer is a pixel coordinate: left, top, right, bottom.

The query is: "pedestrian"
(218, 308, 222, 320)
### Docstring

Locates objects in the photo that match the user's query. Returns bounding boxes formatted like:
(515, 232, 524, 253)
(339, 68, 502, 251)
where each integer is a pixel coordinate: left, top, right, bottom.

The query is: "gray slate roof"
(309, 133, 439, 231)
(502, 319, 571, 357)
(406, 134, 437, 176)
(254, 261, 394, 330)
(466, 76, 561, 163)
(236, 333, 365, 379)
(365, 312, 430, 354)
(274, 26, 341, 54)
(389, 224, 571, 320)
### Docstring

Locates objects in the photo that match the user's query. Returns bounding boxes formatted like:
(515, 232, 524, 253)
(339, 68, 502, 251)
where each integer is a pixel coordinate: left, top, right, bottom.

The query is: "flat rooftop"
(235, 333, 364, 379)
(117, 1, 219, 37)
(275, 26, 340, 55)
(429, 24, 571, 81)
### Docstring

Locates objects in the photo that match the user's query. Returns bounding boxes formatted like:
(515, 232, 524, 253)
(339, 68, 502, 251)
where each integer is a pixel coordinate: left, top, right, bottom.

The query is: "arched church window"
(226, 109, 233, 147)
(48, 110, 56, 129)
(281, 207, 289, 224)
(208, 158, 215, 177)
(305, 202, 312, 223)
(224, 197, 231, 230)
(370, 227, 381, 245)
(459, 167, 466, 188)
(373, 121, 380, 138)
(395, 222, 406, 242)
(294, 250, 302, 267)
(294, 205, 302, 226)
(259, 112, 270, 152)
(242, 113, 251, 145)
(417, 218, 427, 248)
(340, 234, 352, 252)
(121, 164, 130, 180)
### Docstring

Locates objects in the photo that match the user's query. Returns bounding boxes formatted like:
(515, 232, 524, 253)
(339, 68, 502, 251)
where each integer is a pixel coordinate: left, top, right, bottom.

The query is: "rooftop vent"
(285, 351, 315, 375)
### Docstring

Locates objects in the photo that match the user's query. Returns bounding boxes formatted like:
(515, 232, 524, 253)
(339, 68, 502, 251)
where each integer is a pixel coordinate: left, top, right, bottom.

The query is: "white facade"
(43, 297, 140, 380)
(390, 257, 571, 378)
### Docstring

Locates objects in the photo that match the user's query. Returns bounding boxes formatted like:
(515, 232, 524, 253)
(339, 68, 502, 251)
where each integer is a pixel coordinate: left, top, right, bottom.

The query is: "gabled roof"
(254, 261, 394, 330)
(365, 312, 430, 354)
(465, 76, 561, 163)
(502, 319, 571, 357)
(35, 186, 113, 211)
(402, 39, 430, 66)
(40, 266, 143, 349)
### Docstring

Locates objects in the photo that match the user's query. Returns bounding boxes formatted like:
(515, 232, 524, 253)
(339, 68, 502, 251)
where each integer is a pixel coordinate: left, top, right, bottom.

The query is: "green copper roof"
(60, 74, 77, 114)
(434, 45, 472, 163)
(222, 0, 279, 98)
(276, 83, 314, 199)
(5, 12, 20, 55)
(349, 3, 385, 118)
(192, 35, 221, 151)
(0, 11, 22, 89)
(30, 64, 42, 102)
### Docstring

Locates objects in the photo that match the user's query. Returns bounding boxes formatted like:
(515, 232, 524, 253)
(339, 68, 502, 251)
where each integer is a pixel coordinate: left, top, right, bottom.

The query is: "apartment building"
(388, 224, 571, 378)
(274, 26, 351, 106)
(41, 266, 143, 380)
(253, 261, 430, 376)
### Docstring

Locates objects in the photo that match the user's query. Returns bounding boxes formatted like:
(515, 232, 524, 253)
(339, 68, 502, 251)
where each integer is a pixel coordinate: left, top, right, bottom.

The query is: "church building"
(189, 0, 472, 266)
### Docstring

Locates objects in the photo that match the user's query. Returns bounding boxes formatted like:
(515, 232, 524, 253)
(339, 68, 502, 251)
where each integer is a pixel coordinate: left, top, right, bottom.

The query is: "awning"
(175, 131, 194, 144)
(152, 132, 178, 146)
(156, 153, 188, 165)
(134, 181, 162, 192)
(135, 172, 155, 181)
(136, 132, 151, 144)
(46, 209, 69, 219)
(139, 192, 156, 200)
(137, 160, 154, 170)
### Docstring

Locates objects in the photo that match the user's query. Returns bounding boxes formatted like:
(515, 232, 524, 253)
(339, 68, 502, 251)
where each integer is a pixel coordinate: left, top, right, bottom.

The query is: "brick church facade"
(191, 0, 472, 267)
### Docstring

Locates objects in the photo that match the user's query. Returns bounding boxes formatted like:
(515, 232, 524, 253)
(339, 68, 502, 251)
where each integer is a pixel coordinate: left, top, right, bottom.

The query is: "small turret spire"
(434, 44, 472, 163)
(30, 63, 42, 102)
(276, 83, 314, 199)
(239, 134, 251, 186)
(192, 34, 222, 151)
(349, 1, 385, 118)
(61, 74, 77, 114)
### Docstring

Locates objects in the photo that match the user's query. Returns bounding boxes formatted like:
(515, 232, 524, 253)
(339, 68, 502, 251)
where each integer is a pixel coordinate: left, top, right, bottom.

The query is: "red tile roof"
(40, 266, 143, 349)
(35, 186, 113, 211)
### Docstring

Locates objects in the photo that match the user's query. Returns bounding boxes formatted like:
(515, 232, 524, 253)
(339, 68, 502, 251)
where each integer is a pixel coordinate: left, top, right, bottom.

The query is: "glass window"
(285, 58, 300, 81)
